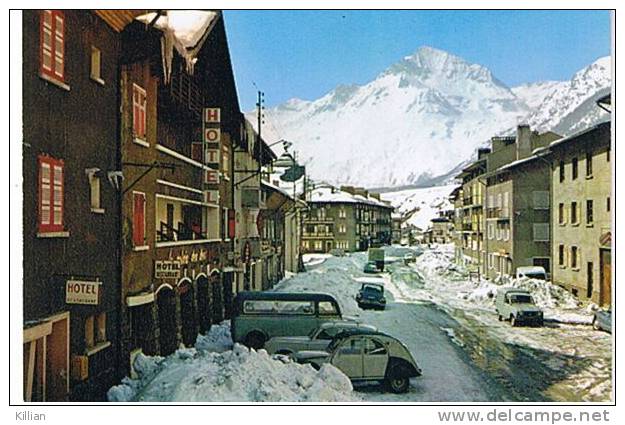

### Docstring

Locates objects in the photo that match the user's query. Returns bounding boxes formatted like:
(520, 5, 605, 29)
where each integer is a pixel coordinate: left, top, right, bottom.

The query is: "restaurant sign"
(155, 260, 181, 279)
(66, 280, 100, 305)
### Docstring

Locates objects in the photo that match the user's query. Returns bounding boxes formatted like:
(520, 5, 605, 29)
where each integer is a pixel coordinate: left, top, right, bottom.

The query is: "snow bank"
(302, 253, 332, 268)
(413, 246, 590, 324)
(108, 321, 358, 402)
(273, 255, 369, 316)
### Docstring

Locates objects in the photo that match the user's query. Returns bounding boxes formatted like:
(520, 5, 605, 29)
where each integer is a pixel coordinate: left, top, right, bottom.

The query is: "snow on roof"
(136, 10, 220, 83)
(549, 120, 611, 149)
(309, 186, 393, 209)
(261, 180, 297, 201)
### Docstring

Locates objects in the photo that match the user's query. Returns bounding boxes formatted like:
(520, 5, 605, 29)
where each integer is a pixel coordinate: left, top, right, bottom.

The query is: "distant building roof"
(308, 186, 393, 209)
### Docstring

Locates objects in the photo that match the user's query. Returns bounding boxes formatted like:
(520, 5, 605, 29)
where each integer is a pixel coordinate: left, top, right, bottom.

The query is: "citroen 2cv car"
(495, 288, 544, 327)
(292, 329, 421, 393)
(355, 281, 387, 310)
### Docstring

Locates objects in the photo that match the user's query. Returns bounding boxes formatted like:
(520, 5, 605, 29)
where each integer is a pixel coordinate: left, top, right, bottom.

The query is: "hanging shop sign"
(66, 280, 100, 305)
(154, 260, 181, 279)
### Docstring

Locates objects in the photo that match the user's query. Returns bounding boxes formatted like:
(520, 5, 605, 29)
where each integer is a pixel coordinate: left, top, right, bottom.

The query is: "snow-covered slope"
(252, 47, 611, 188)
(381, 184, 456, 230)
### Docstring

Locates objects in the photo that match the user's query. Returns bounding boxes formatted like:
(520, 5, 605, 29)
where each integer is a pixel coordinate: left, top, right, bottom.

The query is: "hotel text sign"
(154, 260, 181, 279)
(66, 280, 100, 305)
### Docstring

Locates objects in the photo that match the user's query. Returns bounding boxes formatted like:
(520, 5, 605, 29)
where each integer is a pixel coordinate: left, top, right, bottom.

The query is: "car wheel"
(385, 375, 410, 394)
(510, 315, 517, 327)
(276, 349, 292, 356)
(244, 332, 266, 350)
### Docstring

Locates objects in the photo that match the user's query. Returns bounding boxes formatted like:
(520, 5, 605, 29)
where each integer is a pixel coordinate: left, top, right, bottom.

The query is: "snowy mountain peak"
(254, 50, 611, 189)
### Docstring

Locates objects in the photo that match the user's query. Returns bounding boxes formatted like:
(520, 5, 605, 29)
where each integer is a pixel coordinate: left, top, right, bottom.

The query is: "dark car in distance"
(356, 281, 386, 310)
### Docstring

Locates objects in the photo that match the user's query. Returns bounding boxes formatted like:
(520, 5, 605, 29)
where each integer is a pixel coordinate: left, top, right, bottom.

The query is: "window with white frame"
(40, 10, 65, 82)
(87, 169, 103, 213)
(90, 46, 103, 83)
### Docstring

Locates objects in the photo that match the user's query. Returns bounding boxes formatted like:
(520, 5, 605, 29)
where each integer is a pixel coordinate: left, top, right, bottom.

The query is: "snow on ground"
(381, 185, 456, 230)
(274, 254, 370, 316)
(302, 253, 332, 268)
(386, 244, 612, 402)
(108, 321, 359, 402)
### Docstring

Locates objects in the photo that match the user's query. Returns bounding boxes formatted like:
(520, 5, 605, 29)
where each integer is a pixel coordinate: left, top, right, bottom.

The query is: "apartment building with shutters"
(549, 114, 611, 305)
(22, 10, 127, 401)
(482, 125, 560, 279)
(117, 11, 239, 372)
(302, 185, 393, 253)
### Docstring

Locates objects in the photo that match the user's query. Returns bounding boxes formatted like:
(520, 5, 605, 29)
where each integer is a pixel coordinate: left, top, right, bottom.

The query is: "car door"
(363, 337, 389, 379)
(331, 337, 364, 379)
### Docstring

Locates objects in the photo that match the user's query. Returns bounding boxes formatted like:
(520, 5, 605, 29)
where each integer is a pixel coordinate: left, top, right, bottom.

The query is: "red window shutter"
(228, 209, 236, 239)
(38, 155, 64, 233)
(133, 193, 145, 246)
(40, 10, 64, 81)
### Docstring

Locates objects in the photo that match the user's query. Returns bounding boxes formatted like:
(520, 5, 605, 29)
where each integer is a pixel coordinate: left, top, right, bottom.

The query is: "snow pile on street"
(108, 321, 358, 402)
(273, 255, 368, 316)
(410, 245, 589, 324)
(194, 320, 233, 353)
(302, 253, 332, 268)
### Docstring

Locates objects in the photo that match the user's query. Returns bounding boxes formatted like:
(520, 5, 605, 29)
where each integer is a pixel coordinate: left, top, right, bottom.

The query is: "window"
(318, 301, 338, 316)
(38, 155, 64, 233)
(558, 203, 565, 224)
(364, 339, 387, 356)
(85, 312, 107, 350)
(222, 147, 230, 176)
(132, 83, 147, 142)
(40, 10, 65, 81)
(339, 209, 346, 218)
(586, 152, 593, 177)
(558, 245, 565, 266)
(571, 201, 578, 224)
(586, 200, 594, 225)
(533, 223, 549, 242)
(90, 46, 103, 83)
(87, 169, 103, 213)
(532, 191, 549, 210)
(607, 197, 611, 212)
(559, 160, 565, 182)
(570, 246, 578, 269)
(572, 157, 578, 180)
(132, 192, 146, 247)
(607, 148, 610, 162)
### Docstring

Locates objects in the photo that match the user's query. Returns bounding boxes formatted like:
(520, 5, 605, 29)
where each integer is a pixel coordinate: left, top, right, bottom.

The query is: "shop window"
(38, 155, 64, 233)
(40, 10, 65, 82)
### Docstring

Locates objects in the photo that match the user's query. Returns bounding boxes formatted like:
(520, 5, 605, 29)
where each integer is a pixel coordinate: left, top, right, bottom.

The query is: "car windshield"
(510, 294, 534, 304)
(363, 286, 382, 295)
(524, 272, 546, 280)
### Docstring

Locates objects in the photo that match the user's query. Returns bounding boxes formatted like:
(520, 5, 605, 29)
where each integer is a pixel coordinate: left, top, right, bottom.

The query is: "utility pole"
(256, 90, 264, 181)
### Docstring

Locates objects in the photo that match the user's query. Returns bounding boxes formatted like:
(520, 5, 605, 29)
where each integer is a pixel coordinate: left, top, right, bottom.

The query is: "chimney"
(477, 148, 491, 160)
(516, 124, 532, 160)
(370, 193, 381, 201)
(340, 185, 355, 195)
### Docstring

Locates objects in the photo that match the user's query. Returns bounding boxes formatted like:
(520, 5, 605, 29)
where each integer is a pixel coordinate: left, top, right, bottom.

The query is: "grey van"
(231, 292, 344, 349)
(495, 288, 544, 327)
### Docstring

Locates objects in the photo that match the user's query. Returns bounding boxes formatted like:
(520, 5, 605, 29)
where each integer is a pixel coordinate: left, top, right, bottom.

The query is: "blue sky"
(223, 10, 611, 111)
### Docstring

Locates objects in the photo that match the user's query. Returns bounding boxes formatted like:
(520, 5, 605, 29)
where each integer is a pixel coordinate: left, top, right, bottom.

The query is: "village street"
(107, 245, 611, 403)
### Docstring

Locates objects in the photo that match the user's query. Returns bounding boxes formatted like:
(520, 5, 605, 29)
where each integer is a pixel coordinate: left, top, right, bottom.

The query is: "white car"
(515, 266, 547, 280)
(264, 321, 377, 355)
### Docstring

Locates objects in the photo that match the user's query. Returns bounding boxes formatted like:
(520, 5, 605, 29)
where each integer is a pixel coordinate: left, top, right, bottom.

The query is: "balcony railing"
(302, 232, 334, 239)
(157, 221, 206, 243)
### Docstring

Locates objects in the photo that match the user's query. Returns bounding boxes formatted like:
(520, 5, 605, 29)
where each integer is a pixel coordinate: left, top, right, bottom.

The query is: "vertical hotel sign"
(204, 108, 221, 185)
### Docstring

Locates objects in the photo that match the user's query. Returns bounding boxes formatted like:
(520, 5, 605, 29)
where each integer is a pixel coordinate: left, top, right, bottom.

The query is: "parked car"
(231, 292, 344, 349)
(292, 329, 422, 393)
(368, 248, 385, 271)
(495, 288, 544, 326)
(264, 321, 378, 355)
(356, 282, 386, 310)
(592, 308, 611, 333)
(515, 266, 547, 280)
(363, 261, 381, 274)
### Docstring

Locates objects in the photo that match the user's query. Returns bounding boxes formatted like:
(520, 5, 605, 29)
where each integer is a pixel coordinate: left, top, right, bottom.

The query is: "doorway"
(156, 286, 177, 356)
